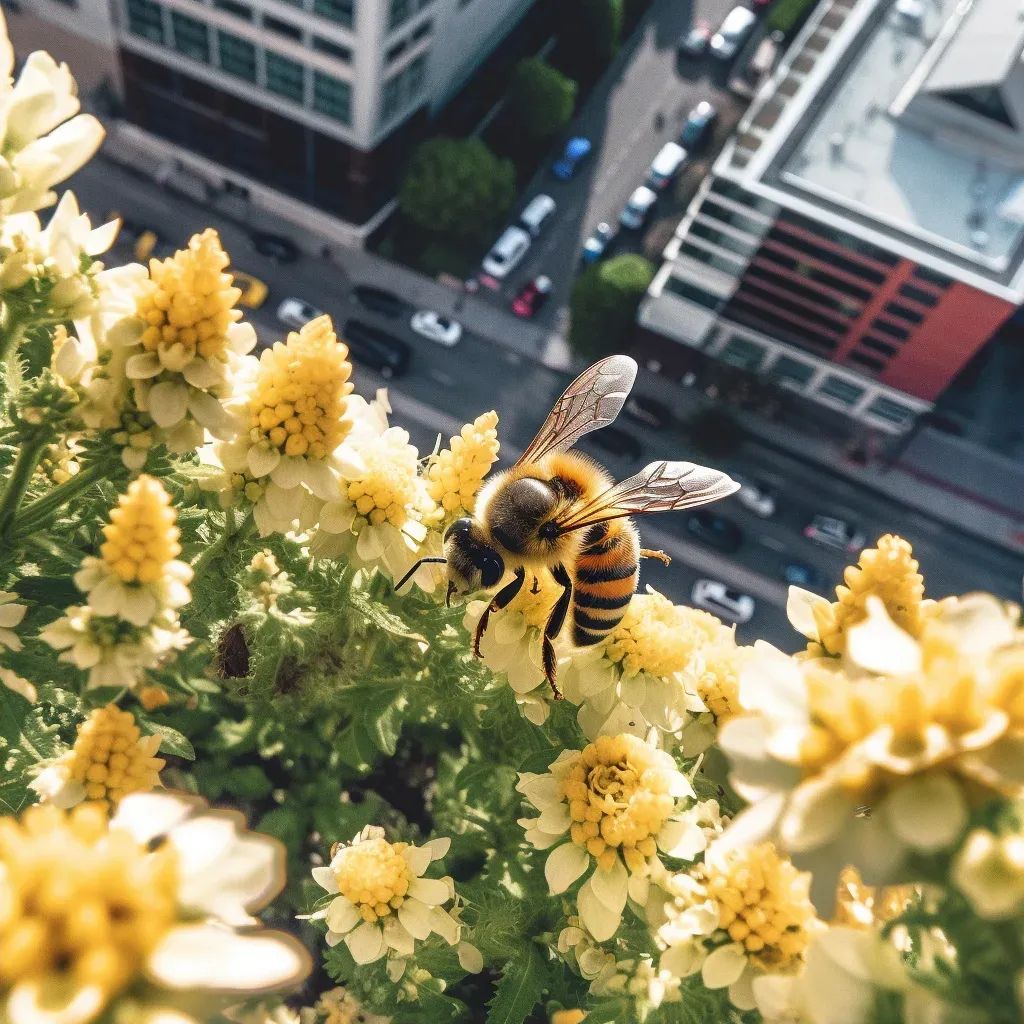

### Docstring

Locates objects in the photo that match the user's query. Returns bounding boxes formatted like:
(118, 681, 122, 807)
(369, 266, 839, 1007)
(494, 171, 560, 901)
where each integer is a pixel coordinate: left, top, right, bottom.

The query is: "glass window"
(740, 283, 846, 331)
(860, 335, 897, 355)
(679, 240, 745, 276)
(389, 0, 412, 29)
(266, 51, 304, 102)
(759, 248, 873, 301)
(126, 0, 164, 44)
(912, 266, 952, 288)
(264, 15, 301, 39)
(412, 18, 432, 39)
(313, 0, 354, 27)
(380, 74, 402, 123)
(720, 336, 766, 371)
(690, 219, 756, 257)
(710, 177, 776, 214)
(883, 301, 923, 325)
(214, 0, 251, 18)
(313, 36, 352, 61)
(313, 71, 352, 123)
(172, 11, 208, 59)
(661, 275, 723, 310)
(771, 356, 815, 388)
(405, 53, 426, 96)
(866, 396, 916, 427)
(872, 318, 909, 341)
(819, 375, 865, 406)
(386, 38, 407, 62)
(769, 226, 886, 284)
(218, 31, 256, 80)
(701, 199, 765, 237)
(746, 265, 861, 317)
(898, 283, 939, 307)
(848, 351, 885, 372)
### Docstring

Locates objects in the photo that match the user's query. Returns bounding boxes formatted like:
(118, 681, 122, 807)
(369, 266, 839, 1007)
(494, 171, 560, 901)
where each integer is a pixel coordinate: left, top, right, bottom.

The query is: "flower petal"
(780, 777, 854, 854)
(345, 921, 387, 964)
(589, 857, 628, 915)
(401, 844, 432, 877)
(425, 836, 451, 860)
(846, 598, 922, 675)
(325, 897, 360, 935)
(407, 876, 451, 906)
(701, 943, 747, 990)
(786, 587, 830, 640)
(544, 842, 590, 895)
(270, 455, 306, 490)
(883, 774, 967, 853)
(311, 866, 339, 894)
(398, 897, 434, 940)
(125, 352, 162, 379)
(458, 941, 484, 974)
(382, 915, 415, 956)
(576, 876, 622, 942)
(147, 381, 189, 428)
(248, 445, 280, 479)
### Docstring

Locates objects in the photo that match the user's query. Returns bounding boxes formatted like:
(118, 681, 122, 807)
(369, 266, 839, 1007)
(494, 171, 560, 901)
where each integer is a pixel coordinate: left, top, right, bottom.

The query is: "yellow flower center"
(703, 843, 815, 972)
(507, 572, 562, 630)
(248, 316, 353, 460)
(0, 804, 178, 1011)
(564, 734, 676, 873)
(333, 837, 412, 923)
(99, 475, 181, 584)
(63, 705, 165, 810)
(136, 229, 241, 364)
(345, 433, 424, 530)
(695, 644, 754, 725)
(605, 592, 730, 678)
(317, 987, 375, 1024)
(426, 411, 500, 519)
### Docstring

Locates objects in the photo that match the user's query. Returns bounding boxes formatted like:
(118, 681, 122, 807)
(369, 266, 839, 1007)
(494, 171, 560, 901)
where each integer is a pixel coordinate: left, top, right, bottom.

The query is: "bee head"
(443, 518, 504, 599)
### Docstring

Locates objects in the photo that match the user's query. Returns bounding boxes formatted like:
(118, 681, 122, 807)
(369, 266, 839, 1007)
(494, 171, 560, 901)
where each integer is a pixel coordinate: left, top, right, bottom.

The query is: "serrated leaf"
(579, 1000, 629, 1024)
(336, 720, 379, 772)
(349, 587, 427, 643)
(0, 688, 61, 815)
(12, 576, 82, 608)
(139, 720, 195, 760)
(486, 945, 546, 1024)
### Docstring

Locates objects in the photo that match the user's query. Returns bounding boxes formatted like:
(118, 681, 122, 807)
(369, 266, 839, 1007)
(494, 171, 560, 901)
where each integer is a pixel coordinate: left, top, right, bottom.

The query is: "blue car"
(553, 137, 592, 180)
(784, 562, 826, 591)
(582, 222, 614, 263)
(680, 101, 718, 150)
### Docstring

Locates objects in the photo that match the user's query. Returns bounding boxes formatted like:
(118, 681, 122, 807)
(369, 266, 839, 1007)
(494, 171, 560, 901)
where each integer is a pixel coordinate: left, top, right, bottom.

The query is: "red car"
(512, 275, 552, 318)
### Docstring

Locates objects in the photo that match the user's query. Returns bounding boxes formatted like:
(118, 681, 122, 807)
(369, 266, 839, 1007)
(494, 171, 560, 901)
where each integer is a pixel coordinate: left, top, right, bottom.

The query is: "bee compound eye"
(475, 549, 504, 588)
(444, 517, 473, 541)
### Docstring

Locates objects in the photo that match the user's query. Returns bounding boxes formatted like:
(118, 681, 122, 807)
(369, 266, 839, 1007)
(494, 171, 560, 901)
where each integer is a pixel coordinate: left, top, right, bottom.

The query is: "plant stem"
(192, 508, 255, 577)
(0, 312, 28, 367)
(10, 462, 108, 540)
(0, 436, 49, 538)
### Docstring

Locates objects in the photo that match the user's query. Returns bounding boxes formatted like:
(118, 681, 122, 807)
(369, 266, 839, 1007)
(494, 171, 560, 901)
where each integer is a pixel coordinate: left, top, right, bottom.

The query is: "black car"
(685, 510, 743, 552)
(623, 395, 672, 430)
(251, 232, 299, 262)
(583, 426, 643, 460)
(352, 285, 406, 318)
(343, 320, 411, 379)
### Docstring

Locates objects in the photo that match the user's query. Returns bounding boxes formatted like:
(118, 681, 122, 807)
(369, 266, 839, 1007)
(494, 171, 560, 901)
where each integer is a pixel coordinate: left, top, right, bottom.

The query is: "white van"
(710, 6, 756, 59)
(481, 226, 532, 281)
(519, 194, 557, 237)
(647, 142, 687, 190)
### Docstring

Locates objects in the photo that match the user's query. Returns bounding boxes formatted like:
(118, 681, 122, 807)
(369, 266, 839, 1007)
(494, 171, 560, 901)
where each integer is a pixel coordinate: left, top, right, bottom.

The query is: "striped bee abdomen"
(571, 520, 639, 646)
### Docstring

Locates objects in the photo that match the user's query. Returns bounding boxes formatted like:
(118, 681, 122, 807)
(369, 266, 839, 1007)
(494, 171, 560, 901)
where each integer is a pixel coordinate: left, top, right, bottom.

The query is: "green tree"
(505, 57, 577, 140)
(398, 137, 516, 242)
(555, 0, 623, 80)
(568, 254, 655, 359)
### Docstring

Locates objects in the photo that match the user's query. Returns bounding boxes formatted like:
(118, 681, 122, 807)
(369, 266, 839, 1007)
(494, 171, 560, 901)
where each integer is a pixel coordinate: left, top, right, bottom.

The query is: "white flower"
(305, 826, 459, 966)
(556, 916, 615, 980)
(0, 590, 27, 651)
(952, 827, 1024, 920)
(0, 666, 36, 703)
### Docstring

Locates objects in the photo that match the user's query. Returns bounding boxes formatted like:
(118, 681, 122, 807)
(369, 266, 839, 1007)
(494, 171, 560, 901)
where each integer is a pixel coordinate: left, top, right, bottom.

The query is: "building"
(639, 0, 1024, 433)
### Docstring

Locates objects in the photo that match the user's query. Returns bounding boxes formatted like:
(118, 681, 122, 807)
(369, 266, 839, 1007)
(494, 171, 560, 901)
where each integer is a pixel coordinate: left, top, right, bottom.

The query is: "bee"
(395, 355, 738, 697)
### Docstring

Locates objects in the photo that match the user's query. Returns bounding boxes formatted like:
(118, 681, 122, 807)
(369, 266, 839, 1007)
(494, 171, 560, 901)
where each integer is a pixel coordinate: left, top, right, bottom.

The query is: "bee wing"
(514, 355, 638, 467)
(554, 460, 739, 533)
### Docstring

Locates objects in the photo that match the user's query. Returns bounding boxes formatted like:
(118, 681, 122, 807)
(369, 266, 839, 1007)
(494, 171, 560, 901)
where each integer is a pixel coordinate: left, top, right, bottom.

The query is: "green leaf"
(140, 719, 195, 760)
(221, 764, 273, 800)
(0, 687, 61, 815)
(256, 806, 305, 850)
(349, 587, 427, 643)
(12, 575, 81, 608)
(486, 945, 546, 1024)
(580, 1000, 629, 1024)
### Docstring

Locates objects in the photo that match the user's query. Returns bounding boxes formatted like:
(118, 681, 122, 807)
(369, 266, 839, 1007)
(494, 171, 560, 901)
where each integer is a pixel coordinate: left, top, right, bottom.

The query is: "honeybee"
(396, 355, 738, 697)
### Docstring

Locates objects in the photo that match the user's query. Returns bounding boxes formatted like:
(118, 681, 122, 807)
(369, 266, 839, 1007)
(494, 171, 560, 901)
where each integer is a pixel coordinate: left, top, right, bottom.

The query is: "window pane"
(866, 396, 915, 427)
(380, 74, 402, 123)
(883, 301, 923, 325)
(690, 218, 757, 256)
(388, 0, 411, 29)
(771, 356, 815, 387)
(406, 54, 426, 95)
(819, 375, 865, 405)
(215, 0, 251, 19)
(218, 31, 257, 80)
(679, 240, 744, 275)
(127, 0, 164, 44)
(313, 35, 352, 61)
(661, 274, 723, 310)
(898, 283, 938, 307)
(313, 0, 354, 27)
(172, 12, 209, 61)
(264, 15, 301, 38)
(313, 71, 352, 123)
(720, 336, 766, 371)
(266, 51, 304, 102)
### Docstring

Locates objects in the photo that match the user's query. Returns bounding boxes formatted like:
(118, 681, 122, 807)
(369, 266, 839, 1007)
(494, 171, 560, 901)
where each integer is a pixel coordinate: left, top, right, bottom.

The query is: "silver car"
(710, 5, 756, 60)
(277, 296, 323, 330)
(620, 186, 658, 230)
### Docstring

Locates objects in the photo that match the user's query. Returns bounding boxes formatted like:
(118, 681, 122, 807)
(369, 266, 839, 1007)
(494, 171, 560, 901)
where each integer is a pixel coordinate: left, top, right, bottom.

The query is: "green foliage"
(568, 254, 655, 359)
(398, 138, 516, 243)
(765, 0, 819, 34)
(487, 946, 548, 1024)
(505, 58, 578, 140)
(557, 0, 623, 77)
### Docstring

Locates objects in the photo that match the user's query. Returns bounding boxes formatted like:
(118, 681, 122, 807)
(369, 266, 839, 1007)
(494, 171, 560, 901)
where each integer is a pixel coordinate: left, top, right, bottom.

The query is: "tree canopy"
(568, 253, 656, 359)
(505, 58, 578, 140)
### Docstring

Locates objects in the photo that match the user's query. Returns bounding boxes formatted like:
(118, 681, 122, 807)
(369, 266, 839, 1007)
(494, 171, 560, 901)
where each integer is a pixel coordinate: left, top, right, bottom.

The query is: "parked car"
(680, 101, 718, 150)
(623, 395, 671, 430)
(620, 186, 658, 230)
(647, 142, 688, 190)
(753, 0, 776, 8)
(582, 222, 614, 263)
(410, 310, 462, 347)
(733, 474, 776, 518)
(512, 275, 553, 318)
(686, 510, 743, 552)
(519, 194, 557, 237)
(480, 226, 531, 286)
(232, 270, 268, 309)
(251, 232, 299, 262)
(804, 515, 866, 552)
(277, 297, 323, 330)
(353, 285, 405, 317)
(343, 320, 410, 379)
(678, 20, 712, 57)
(710, 5, 756, 60)
(583, 426, 643, 460)
(784, 562, 826, 590)
(691, 579, 755, 623)
(553, 137, 592, 180)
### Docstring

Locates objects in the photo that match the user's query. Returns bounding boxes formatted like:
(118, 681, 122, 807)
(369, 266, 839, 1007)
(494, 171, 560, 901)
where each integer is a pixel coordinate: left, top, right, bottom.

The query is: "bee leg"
(639, 548, 672, 565)
(473, 567, 525, 658)
(542, 564, 573, 700)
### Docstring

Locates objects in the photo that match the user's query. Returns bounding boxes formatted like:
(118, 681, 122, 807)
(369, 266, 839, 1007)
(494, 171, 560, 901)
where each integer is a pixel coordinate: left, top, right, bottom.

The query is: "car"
(710, 5, 757, 60)
(686, 510, 743, 552)
(680, 101, 718, 149)
(410, 310, 462, 347)
(647, 142, 688, 190)
(733, 474, 776, 518)
(520, 194, 557, 237)
(623, 394, 671, 430)
(784, 563, 827, 590)
(251, 232, 299, 262)
(678, 20, 712, 57)
(353, 285, 405, 317)
(691, 579, 755, 623)
(232, 270, 268, 309)
(804, 515, 866, 552)
(582, 222, 614, 263)
(480, 226, 531, 285)
(511, 275, 553, 318)
(277, 297, 323, 330)
(620, 186, 658, 230)
(343, 320, 410, 379)
(553, 137, 592, 180)
(583, 426, 643, 460)
(753, 0, 775, 8)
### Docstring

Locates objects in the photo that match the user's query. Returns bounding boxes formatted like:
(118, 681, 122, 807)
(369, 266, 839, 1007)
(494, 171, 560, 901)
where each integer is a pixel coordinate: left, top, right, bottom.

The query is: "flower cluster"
(425, 410, 500, 521)
(300, 987, 391, 1024)
(41, 475, 192, 689)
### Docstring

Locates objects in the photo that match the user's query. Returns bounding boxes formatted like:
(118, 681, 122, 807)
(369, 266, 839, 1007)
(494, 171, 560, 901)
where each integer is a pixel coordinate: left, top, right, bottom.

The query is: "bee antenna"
(394, 557, 447, 592)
